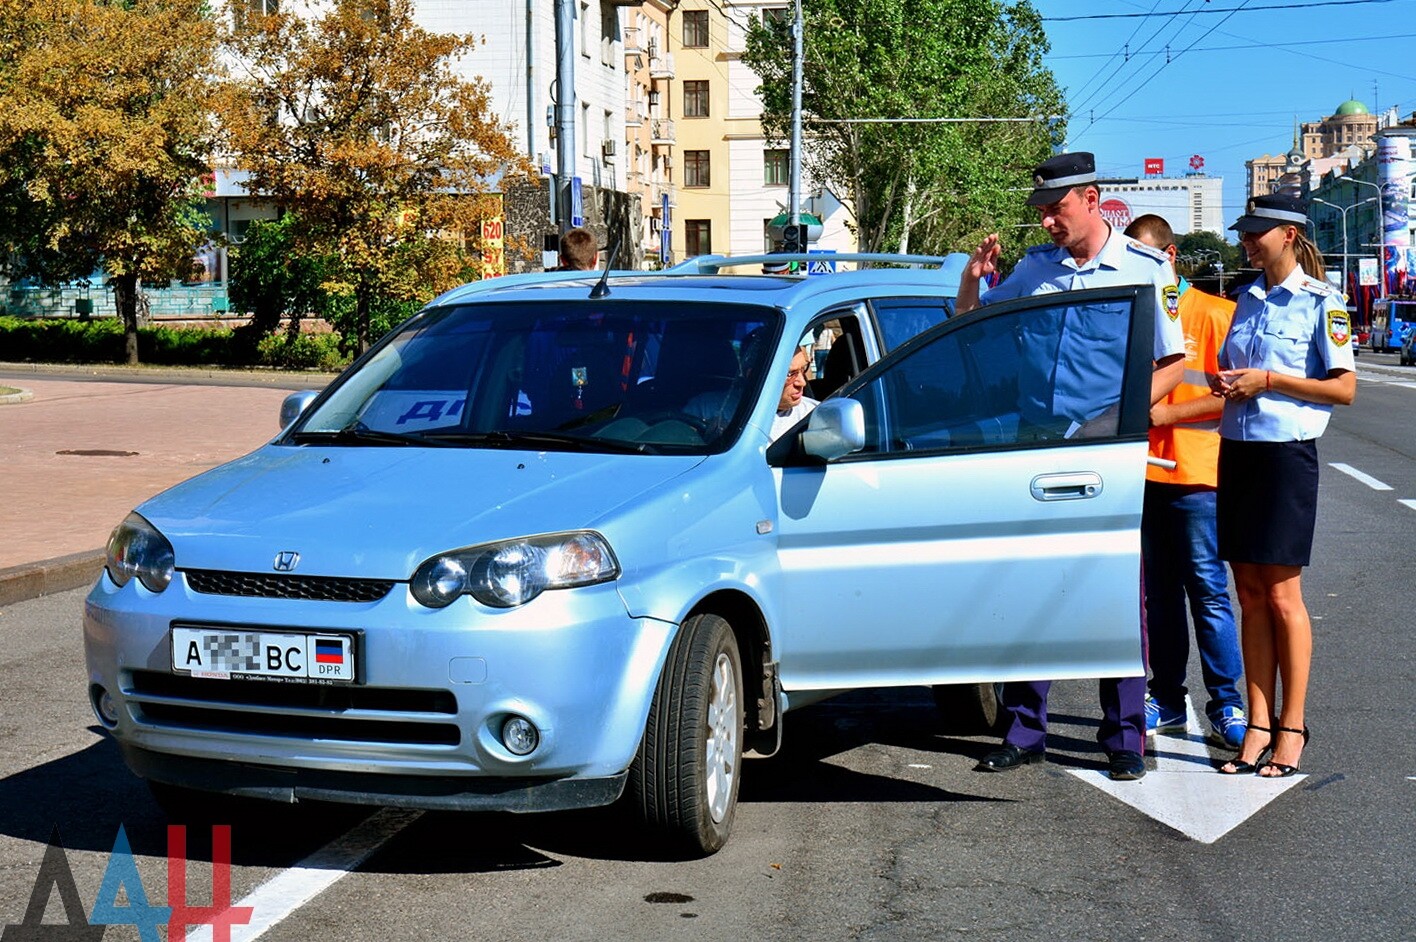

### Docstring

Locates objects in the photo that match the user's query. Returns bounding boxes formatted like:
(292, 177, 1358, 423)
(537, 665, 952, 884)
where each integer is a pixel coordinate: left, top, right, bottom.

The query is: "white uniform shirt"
(1218, 266, 1355, 442)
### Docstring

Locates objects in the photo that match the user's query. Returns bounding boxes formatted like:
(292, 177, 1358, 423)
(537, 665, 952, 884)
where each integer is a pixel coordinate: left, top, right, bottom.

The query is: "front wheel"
(628, 613, 743, 857)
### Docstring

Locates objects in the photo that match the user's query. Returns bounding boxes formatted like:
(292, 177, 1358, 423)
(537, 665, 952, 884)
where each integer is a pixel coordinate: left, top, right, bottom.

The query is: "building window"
(683, 10, 709, 48)
(685, 220, 711, 257)
(684, 81, 709, 118)
(684, 150, 710, 187)
(761, 6, 789, 26)
(764, 148, 788, 185)
(232, 0, 277, 31)
(601, 5, 616, 65)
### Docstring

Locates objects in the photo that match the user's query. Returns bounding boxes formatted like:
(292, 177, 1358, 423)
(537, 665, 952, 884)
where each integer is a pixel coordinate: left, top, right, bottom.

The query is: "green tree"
(216, 0, 531, 352)
(0, 0, 218, 364)
(228, 213, 353, 359)
(743, 0, 1063, 259)
(1177, 229, 1241, 277)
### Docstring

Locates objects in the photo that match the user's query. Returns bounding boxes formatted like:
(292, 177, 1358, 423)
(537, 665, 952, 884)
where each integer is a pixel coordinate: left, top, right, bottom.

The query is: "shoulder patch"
(1163, 284, 1180, 321)
(1125, 238, 1169, 263)
(1327, 309, 1350, 346)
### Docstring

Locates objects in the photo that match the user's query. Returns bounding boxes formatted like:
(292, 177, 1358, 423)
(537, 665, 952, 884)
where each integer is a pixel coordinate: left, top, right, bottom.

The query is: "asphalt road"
(2, 363, 1413, 942)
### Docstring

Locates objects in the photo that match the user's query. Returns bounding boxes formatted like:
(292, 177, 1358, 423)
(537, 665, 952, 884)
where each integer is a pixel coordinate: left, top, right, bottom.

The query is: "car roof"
(428, 252, 967, 310)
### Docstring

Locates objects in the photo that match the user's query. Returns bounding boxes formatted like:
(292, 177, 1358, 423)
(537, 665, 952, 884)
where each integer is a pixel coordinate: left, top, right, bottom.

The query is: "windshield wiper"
(422, 429, 657, 454)
(291, 424, 446, 447)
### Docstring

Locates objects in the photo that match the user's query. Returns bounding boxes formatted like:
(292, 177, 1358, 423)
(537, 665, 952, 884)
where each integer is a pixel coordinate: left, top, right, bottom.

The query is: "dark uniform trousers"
(998, 563, 1149, 756)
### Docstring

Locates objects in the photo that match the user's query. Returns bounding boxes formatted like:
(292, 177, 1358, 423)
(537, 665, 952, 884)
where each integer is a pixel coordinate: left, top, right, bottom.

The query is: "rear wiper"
(423, 429, 656, 454)
(291, 425, 446, 447)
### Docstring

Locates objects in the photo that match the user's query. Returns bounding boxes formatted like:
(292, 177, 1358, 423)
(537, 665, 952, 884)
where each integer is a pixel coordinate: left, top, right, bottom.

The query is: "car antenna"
(589, 238, 621, 300)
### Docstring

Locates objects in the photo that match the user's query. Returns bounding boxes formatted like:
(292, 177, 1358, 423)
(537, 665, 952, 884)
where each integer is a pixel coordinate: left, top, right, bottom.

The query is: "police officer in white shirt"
(963, 151, 1185, 781)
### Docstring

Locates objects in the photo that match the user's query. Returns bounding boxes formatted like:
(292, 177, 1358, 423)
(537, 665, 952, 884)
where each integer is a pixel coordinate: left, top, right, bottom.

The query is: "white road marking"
(186, 808, 423, 942)
(1401, 500, 1416, 512)
(1329, 462, 1393, 491)
(1068, 698, 1303, 843)
(1393, 382, 1416, 390)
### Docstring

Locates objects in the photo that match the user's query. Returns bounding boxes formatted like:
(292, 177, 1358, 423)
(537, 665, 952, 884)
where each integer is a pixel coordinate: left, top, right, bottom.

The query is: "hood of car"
(138, 445, 704, 579)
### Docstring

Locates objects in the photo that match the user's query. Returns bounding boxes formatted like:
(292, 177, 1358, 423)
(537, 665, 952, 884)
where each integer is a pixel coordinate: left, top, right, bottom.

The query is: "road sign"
(806, 249, 837, 275)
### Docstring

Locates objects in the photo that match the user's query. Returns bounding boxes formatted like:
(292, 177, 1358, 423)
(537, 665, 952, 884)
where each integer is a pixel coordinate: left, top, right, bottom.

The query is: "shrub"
(256, 331, 347, 372)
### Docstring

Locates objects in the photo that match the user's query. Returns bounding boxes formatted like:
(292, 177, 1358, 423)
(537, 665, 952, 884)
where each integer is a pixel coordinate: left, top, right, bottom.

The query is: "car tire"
(932, 682, 1004, 736)
(628, 612, 743, 857)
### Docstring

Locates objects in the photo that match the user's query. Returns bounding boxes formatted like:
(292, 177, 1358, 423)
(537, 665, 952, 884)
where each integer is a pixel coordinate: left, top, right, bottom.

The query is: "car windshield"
(290, 299, 780, 455)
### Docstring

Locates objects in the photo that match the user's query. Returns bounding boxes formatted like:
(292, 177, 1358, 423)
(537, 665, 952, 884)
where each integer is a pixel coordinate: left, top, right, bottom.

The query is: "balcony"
(650, 52, 675, 80)
(625, 100, 647, 127)
(650, 118, 675, 146)
(623, 25, 643, 56)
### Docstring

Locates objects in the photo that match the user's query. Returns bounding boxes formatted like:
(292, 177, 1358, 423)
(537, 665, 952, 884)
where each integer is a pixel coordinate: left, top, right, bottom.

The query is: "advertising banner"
(1144, 158, 1164, 175)
(1377, 135, 1411, 295)
(1359, 257, 1380, 286)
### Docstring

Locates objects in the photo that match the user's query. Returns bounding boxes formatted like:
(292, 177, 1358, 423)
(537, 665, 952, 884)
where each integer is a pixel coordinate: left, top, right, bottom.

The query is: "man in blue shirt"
(960, 152, 1185, 781)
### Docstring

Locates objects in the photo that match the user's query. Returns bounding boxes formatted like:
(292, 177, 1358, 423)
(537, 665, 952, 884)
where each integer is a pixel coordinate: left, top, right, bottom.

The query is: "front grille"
(128, 670, 461, 747)
(184, 569, 396, 603)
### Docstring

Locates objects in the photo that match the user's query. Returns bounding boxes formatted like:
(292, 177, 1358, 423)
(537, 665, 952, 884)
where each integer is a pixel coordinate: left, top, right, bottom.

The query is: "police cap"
(1229, 193, 1309, 233)
(1025, 152, 1098, 206)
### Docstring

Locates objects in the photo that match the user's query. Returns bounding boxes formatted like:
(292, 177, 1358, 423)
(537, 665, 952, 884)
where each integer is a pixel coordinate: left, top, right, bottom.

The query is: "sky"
(1029, 0, 1416, 234)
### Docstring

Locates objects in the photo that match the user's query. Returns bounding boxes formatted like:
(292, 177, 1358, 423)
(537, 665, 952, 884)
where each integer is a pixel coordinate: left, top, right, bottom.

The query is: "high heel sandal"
(1257, 725, 1310, 778)
(1218, 724, 1272, 775)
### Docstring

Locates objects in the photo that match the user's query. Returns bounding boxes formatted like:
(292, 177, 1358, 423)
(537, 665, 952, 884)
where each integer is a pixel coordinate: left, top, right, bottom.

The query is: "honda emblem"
(273, 551, 300, 572)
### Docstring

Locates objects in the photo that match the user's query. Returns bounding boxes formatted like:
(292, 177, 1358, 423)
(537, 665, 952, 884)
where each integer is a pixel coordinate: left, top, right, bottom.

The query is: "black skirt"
(1217, 438, 1319, 567)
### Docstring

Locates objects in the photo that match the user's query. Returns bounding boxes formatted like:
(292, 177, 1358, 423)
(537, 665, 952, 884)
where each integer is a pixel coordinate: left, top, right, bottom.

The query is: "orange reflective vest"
(1147, 284, 1235, 487)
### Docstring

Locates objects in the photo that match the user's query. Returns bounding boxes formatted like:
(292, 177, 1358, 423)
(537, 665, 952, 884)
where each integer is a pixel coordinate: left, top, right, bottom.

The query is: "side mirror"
(279, 389, 320, 429)
(800, 398, 864, 461)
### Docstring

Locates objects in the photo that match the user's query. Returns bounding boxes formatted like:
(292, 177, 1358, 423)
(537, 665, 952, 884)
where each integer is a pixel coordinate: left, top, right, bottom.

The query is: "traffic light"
(780, 223, 808, 253)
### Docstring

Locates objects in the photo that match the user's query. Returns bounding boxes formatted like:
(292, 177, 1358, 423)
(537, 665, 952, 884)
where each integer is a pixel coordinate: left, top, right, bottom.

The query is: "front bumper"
(84, 569, 676, 811)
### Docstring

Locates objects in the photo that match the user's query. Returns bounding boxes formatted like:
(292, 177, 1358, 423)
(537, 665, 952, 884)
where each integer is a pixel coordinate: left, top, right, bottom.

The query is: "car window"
(806, 312, 868, 401)
(842, 294, 1140, 457)
(292, 301, 779, 454)
(871, 296, 955, 352)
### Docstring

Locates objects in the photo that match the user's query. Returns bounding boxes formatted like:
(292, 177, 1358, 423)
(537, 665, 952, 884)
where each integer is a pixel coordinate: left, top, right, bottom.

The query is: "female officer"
(1212, 194, 1355, 777)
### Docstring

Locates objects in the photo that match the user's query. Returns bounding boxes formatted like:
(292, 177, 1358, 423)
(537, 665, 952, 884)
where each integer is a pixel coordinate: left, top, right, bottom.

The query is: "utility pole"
(554, 0, 577, 235)
(787, 0, 803, 241)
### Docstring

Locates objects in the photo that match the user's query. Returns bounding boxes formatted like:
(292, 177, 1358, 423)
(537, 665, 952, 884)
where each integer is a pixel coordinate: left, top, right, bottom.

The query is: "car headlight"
(410, 531, 619, 609)
(105, 512, 175, 593)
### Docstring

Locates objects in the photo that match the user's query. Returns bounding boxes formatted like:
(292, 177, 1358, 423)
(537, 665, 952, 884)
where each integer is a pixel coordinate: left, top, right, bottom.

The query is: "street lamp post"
(1310, 196, 1377, 296)
(1338, 175, 1385, 299)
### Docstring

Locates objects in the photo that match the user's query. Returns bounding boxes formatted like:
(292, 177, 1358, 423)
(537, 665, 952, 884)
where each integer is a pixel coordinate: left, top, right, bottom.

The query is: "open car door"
(769, 285, 1157, 691)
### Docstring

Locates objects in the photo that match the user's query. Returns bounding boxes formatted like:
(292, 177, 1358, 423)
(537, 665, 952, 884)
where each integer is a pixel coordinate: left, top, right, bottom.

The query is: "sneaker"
(1144, 695, 1187, 735)
(1209, 706, 1248, 749)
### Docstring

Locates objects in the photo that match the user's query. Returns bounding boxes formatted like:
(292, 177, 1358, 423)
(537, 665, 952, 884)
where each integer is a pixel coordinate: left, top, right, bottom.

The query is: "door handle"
(1030, 472, 1103, 501)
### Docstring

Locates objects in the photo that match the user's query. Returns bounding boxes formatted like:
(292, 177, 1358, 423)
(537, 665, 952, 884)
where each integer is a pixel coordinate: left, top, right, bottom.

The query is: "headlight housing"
(105, 512, 175, 593)
(410, 531, 619, 609)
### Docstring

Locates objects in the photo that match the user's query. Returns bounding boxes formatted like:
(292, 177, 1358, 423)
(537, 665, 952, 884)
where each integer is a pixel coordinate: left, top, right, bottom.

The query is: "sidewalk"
(0, 364, 335, 605)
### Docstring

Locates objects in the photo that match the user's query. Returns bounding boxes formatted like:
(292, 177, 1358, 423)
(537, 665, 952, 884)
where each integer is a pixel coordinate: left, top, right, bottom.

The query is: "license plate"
(171, 627, 356, 683)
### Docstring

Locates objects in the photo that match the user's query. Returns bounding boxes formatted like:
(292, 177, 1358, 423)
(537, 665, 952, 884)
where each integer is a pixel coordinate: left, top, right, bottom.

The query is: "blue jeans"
(1142, 482, 1243, 720)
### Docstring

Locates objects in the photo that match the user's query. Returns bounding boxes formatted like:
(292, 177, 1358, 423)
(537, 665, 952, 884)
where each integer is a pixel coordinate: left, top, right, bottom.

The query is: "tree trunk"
(355, 290, 371, 356)
(898, 176, 916, 256)
(111, 272, 141, 365)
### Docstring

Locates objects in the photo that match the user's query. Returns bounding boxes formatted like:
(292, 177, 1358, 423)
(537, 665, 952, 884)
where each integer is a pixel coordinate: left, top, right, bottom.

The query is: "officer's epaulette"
(1023, 242, 1056, 256)
(1124, 238, 1169, 264)
(1299, 276, 1339, 296)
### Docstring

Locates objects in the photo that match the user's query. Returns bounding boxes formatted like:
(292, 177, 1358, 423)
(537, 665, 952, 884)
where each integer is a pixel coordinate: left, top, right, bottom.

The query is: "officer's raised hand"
(955, 234, 1002, 315)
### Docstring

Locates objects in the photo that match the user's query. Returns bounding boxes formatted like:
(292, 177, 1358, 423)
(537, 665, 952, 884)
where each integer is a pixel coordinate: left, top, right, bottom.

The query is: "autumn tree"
(743, 0, 1064, 259)
(0, 0, 217, 364)
(217, 0, 531, 352)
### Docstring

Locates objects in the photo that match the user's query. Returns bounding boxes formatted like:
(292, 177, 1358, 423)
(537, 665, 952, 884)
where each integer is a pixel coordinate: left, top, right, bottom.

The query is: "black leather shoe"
(1107, 750, 1146, 781)
(975, 744, 1045, 772)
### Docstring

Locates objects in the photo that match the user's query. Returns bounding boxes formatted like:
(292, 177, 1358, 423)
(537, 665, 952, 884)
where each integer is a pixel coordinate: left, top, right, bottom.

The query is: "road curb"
(0, 361, 339, 389)
(0, 550, 104, 607)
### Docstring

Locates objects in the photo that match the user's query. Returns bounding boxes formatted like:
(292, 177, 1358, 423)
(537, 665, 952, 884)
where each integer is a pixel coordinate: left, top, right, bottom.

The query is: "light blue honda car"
(84, 253, 1157, 855)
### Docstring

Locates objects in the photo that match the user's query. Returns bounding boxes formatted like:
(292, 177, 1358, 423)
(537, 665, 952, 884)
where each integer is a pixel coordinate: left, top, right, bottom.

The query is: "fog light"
(501, 715, 539, 756)
(93, 686, 119, 726)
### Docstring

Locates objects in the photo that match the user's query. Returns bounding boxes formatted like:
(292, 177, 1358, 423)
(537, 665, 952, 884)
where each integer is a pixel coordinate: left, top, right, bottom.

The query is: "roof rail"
(662, 252, 963, 274)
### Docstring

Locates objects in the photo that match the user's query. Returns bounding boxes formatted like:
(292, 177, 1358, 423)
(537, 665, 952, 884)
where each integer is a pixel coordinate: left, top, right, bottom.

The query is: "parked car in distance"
(84, 255, 1156, 856)
(1401, 322, 1416, 366)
